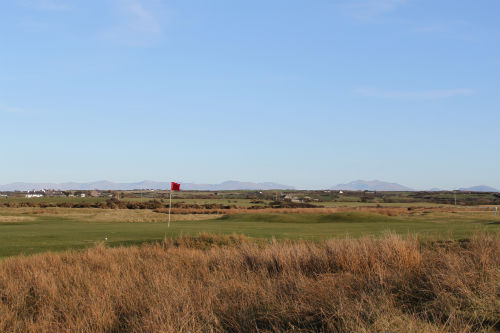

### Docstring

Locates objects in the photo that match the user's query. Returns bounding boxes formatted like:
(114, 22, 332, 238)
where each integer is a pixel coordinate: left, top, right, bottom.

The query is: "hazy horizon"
(1, 0, 498, 190)
(0, 179, 498, 192)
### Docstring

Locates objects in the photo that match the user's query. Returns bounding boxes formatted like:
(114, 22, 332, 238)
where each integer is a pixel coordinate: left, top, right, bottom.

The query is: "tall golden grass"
(0, 233, 498, 332)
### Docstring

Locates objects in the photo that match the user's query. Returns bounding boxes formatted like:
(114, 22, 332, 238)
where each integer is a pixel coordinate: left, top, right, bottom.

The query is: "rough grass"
(0, 207, 221, 222)
(0, 216, 36, 223)
(0, 233, 498, 332)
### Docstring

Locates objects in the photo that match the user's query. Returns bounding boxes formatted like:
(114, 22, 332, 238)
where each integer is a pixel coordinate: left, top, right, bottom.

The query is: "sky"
(0, 0, 498, 190)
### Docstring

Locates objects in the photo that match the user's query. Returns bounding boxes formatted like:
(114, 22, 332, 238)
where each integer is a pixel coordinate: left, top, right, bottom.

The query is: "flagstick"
(168, 189, 172, 228)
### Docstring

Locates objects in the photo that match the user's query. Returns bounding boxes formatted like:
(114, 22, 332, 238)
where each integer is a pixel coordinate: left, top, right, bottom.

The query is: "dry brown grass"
(0, 216, 36, 223)
(0, 232, 498, 332)
(81, 210, 222, 223)
(5, 206, 495, 221)
(1, 207, 222, 222)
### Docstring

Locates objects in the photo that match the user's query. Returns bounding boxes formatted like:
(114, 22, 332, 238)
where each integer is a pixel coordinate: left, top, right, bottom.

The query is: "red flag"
(171, 182, 181, 191)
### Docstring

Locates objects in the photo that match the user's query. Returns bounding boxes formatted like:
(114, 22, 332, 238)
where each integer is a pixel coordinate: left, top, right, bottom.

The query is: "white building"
(25, 194, 43, 198)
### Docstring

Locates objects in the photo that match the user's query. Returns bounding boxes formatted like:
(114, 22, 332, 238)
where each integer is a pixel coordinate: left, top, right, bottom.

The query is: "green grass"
(0, 210, 498, 258)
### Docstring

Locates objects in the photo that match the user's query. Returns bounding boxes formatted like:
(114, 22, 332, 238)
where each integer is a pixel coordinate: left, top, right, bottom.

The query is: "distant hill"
(458, 185, 499, 192)
(331, 180, 413, 191)
(181, 181, 294, 191)
(0, 180, 294, 191)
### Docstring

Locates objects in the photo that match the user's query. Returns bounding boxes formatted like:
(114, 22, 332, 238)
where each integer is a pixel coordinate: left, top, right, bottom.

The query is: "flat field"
(0, 203, 497, 257)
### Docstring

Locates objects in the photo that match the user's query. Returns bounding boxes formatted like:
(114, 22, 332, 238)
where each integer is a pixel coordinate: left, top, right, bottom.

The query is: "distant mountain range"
(0, 180, 294, 191)
(0, 180, 497, 192)
(331, 180, 414, 191)
(330, 180, 499, 192)
(457, 185, 499, 192)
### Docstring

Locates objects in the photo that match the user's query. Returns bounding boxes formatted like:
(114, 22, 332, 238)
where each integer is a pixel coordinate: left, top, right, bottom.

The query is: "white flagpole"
(168, 188, 172, 227)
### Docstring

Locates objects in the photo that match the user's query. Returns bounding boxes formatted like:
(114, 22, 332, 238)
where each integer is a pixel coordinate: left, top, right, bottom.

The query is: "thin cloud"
(100, 0, 165, 46)
(17, 0, 69, 11)
(1, 105, 26, 113)
(410, 20, 474, 40)
(340, 0, 408, 22)
(355, 87, 475, 100)
(412, 24, 450, 34)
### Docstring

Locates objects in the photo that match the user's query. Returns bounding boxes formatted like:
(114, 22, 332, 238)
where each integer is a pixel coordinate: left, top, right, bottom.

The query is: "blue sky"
(0, 0, 498, 189)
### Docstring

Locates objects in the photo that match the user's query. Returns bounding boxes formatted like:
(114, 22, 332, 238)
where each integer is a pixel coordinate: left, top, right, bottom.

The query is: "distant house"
(47, 190, 65, 197)
(0, 194, 7, 198)
(90, 190, 100, 197)
(25, 194, 43, 198)
(281, 193, 302, 202)
(80, 193, 86, 198)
